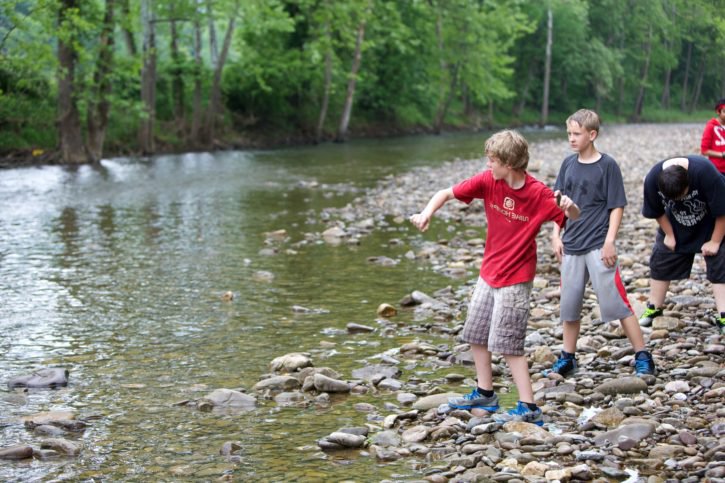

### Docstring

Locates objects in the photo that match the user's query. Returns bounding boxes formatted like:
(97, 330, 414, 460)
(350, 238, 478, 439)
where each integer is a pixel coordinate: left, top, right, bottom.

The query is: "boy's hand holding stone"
(409, 213, 430, 232)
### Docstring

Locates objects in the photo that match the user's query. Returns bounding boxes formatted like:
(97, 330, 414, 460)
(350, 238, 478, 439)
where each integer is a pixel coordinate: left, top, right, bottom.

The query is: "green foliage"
(0, 0, 724, 154)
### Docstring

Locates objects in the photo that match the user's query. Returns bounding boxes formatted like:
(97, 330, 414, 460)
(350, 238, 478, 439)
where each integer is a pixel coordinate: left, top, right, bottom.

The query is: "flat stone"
(0, 445, 34, 460)
(7, 368, 68, 389)
(594, 377, 648, 395)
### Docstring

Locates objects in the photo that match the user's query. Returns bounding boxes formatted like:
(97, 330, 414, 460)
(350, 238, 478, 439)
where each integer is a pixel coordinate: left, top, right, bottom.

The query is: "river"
(0, 130, 560, 481)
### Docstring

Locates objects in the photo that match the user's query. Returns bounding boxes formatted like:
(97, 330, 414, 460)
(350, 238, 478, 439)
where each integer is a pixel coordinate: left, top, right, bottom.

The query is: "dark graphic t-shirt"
(642, 155, 725, 253)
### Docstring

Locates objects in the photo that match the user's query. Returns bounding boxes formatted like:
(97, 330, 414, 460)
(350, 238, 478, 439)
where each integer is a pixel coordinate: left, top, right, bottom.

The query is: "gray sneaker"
(448, 388, 500, 411)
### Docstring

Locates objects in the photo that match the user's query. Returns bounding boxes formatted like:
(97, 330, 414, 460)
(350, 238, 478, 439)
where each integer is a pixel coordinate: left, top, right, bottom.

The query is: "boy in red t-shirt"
(700, 98, 725, 175)
(410, 130, 580, 425)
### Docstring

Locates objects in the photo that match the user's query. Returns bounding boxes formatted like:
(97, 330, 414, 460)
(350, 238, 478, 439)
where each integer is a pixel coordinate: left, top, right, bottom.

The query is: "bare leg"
(648, 279, 671, 307)
(504, 354, 534, 403)
(471, 343, 493, 390)
(620, 314, 646, 351)
(562, 320, 581, 353)
(713, 283, 725, 315)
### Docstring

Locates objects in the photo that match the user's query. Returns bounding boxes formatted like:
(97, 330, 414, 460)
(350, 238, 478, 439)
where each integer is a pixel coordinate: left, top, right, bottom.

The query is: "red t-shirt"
(453, 171, 567, 288)
(700, 118, 725, 173)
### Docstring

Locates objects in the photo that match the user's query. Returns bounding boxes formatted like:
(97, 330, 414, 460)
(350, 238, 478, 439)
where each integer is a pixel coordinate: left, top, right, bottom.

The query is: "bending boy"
(410, 130, 580, 426)
(549, 109, 656, 377)
(639, 155, 725, 333)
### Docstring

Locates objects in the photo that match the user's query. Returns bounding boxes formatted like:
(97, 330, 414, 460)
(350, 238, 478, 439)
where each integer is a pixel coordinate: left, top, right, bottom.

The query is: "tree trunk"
(689, 58, 705, 113)
(57, 0, 87, 164)
(139, 0, 157, 154)
(433, 64, 459, 133)
(170, 20, 185, 129)
(86, 0, 116, 162)
(335, 16, 366, 142)
(540, 6, 553, 127)
(206, 0, 219, 66)
(190, 18, 203, 145)
(661, 67, 671, 108)
(205, 2, 239, 145)
(631, 26, 653, 122)
(120, 0, 136, 55)
(432, 3, 448, 135)
(514, 62, 535, 117)
(680, 42, 692, 111)
(316, 44, 332, 143)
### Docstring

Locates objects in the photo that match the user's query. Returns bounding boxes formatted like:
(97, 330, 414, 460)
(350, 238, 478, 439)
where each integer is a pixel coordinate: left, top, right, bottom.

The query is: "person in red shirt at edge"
(410, 130, 580, 426)
(700, 98, 725, 176)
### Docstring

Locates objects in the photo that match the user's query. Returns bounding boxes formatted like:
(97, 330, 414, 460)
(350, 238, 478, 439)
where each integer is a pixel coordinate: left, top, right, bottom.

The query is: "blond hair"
(566, 109, 600, 133)
(484, 130, 529, 170)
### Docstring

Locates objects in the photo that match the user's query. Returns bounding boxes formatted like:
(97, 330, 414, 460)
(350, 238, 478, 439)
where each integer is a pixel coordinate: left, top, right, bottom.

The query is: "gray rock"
(40, 438, 80, 456)
(351, 364, 401, 381)
(326, 431, 366, 448)
(313, 373, 350, 393)
(253, 375, 301, 392)
(593, 422, 655, 446)
(594, 377, 648, 395)
(0, 445, 34, 460)
(7, 368, 68, 389)
(200, 389, 256, 409)
(269, 353, 313, 373)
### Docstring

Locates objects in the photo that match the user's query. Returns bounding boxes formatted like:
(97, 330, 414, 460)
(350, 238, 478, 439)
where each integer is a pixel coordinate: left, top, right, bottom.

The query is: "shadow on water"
(0, 129, 560, 481)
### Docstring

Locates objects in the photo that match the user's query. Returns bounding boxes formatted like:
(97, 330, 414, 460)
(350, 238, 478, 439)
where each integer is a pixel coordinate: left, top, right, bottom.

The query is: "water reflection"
(0, 131, 562, 480)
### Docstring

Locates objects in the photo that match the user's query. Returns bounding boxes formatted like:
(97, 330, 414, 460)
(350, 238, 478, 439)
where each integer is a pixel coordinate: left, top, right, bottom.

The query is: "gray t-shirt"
(554, 153, 627, 255)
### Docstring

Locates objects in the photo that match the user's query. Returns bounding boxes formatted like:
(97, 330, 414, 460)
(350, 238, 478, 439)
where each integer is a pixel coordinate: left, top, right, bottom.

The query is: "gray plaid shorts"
(461, 277, 532, 356)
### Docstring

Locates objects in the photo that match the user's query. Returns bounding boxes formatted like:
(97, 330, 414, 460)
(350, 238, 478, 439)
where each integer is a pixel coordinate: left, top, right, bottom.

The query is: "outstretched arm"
(409, 188, 455, 232)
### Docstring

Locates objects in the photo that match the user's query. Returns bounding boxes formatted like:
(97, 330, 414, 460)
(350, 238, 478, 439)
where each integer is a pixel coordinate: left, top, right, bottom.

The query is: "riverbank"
(0, 114, 710, 170)
(303, 122, 724, 480)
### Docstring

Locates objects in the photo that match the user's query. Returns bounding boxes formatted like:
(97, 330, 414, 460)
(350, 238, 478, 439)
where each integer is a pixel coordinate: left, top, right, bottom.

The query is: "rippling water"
(0, 131, 559, 481)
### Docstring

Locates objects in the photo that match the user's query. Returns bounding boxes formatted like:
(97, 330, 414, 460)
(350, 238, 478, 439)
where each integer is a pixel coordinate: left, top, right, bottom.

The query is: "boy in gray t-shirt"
(548, 109, 656, 377)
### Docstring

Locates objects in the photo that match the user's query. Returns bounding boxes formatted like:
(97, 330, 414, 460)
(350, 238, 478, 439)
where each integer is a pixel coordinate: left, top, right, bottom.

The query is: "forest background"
(1, 0, 724, 165)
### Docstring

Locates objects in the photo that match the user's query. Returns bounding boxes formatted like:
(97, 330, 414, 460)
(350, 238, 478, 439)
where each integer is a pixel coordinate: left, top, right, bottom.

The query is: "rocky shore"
(302, 123, 723, 481)
(3, 123, 722, 481)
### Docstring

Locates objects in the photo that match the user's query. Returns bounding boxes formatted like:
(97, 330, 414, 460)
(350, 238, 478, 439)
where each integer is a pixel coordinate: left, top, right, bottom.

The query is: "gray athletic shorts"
(461, 278, 532, 356)
(560, 248, 634, 322)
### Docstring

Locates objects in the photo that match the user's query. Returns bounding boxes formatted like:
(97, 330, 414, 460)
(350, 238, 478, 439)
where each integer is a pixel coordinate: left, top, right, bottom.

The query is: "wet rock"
(22, 411, 76, 429)
(313, 373, 350, 393)
(377, 303, 397, 317)
(7, 368, 69, 389)
(219, 441, 241, 456)
(269, 353, 313, 373)
(253, 375, 300, 392)
(370, 430, 401, 447)
(351, 364, 401, 381)
(0, 445, 34, 460)
(199, 389, 256, 410)
(40, 438, 80, 456)
(347, 322, 375, 333)
(33, 424, 66, 437)
(274, 391, 307, 407)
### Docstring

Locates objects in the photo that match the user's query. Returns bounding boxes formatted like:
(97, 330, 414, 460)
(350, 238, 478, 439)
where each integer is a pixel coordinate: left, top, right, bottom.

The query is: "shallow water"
(0, 130, 558, 481)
